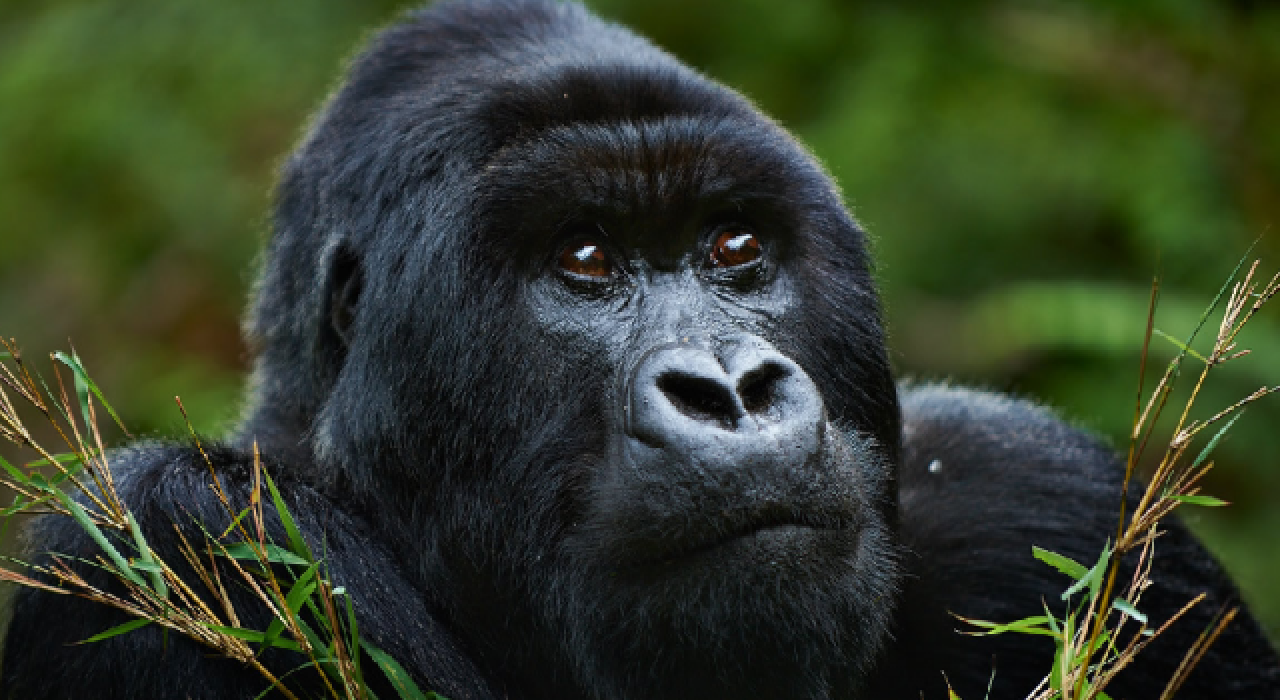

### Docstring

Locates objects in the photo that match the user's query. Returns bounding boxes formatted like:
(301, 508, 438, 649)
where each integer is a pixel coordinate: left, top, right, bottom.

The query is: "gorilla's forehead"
(479, 115, 822, 223)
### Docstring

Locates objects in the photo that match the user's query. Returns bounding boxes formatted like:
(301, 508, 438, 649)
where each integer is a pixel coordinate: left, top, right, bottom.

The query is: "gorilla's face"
(261, 6, 902, 698)
(374, 116, 903, 699)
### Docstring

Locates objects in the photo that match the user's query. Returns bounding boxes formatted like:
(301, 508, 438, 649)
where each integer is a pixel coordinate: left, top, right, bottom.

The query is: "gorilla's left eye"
(558, 241, 614, 278)
(710, 228, 762, 268)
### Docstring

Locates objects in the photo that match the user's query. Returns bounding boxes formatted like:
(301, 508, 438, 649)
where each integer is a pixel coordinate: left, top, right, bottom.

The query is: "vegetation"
(0, 343, 440, 699)
(960, 257, 1277, 699)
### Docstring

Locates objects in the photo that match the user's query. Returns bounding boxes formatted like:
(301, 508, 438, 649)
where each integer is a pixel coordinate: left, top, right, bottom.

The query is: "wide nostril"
(737, 362, 790, 417)
(656, 372, 742, 430)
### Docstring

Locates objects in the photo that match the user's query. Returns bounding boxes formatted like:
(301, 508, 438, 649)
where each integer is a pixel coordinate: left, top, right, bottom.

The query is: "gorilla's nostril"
(738, 362, 790, 417)
(656, 372, 742, 430)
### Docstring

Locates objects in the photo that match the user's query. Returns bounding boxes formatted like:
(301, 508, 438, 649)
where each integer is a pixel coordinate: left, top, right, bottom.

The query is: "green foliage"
(0, 347, 439, 699)
(0, 0, 1277, 637)
(959, 259, 1277, 698)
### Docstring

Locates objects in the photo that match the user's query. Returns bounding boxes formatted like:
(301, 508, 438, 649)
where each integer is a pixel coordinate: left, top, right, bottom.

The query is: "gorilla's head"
(242, 1, 901, 697)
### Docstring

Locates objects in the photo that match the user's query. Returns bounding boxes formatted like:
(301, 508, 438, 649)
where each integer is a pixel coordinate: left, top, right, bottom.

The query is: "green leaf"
(962, 616, 1057, 638)
(258, 562, 320, 655)
(53, 351, 128, 434)
(365, 643, 439, 700)
(54, 490, 145, 588)
(77, 618, 151, 644)
(1190, 412, 1243, 470)
(284, 563, 320, 612)
(47, 458, 87, 485)
(128, 512, 168, 599)
(1112, 598, 1147, 625)
(1033, 547, 1088, 581)
(1171, 494, 1229, 507)
(345, 587, 362, 681)
(0, 454, 32, 487)
(262, 470, 313, 564)
(1042, 601, 1061, 636)
(203, 624, 300, 652)
(1072, 629, 1111, 666)
(128, 560, 164, 573)
(219, 542, 310, 568)
(1049, 642, 1064, 692)
(26, 452, 89, 468)
(1152, 330, 1207, 363)
(1062, 541, 1112, 601)
(219, 505, 254, 540)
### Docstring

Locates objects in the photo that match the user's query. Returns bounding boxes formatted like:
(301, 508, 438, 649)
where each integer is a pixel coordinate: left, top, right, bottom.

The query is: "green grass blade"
(1033, 547, 1088, 581)
(343, 589, 363, 685)
(1112, 598, 1148, 625)
(1152, 330, 1207, 363)
(365, 643, 439, 700)
(219, 542, 310, 568)
(262, 470, 312, 563)
(77, 618, 151, 644)
(52, 351, 129, 435)
(258, 562, 320, 655)
(25, 452, 89, 468)
(0, 454, 32, 488)
(54, 490, 145, 588)
(1191, 412, 1244, 470)
(127, 512, 168, 599)
(1171, 494, 1229, 507)
(961, 615, 1057, 638)
(1062, 541, 1111, 601)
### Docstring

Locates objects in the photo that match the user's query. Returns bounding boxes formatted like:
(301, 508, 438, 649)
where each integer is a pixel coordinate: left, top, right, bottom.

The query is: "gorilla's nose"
(627, 337, 824, 470)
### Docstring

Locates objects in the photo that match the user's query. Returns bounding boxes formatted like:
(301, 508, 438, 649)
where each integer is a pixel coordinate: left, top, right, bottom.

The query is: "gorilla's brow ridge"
(479, 115, 810, 232)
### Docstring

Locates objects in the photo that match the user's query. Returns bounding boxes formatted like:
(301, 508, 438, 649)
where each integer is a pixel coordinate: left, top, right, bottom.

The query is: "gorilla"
(3, 1, 1278, 698)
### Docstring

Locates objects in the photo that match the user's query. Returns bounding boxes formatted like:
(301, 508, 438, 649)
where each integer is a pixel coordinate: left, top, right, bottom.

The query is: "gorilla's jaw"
(509, 423, 900, 700)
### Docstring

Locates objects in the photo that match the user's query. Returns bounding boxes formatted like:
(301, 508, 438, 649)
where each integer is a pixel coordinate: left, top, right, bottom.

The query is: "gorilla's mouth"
(642, 507, 854, 568)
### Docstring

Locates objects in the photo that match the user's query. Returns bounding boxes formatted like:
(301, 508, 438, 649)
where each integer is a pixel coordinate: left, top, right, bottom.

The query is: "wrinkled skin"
(3, 2, 1278, 699)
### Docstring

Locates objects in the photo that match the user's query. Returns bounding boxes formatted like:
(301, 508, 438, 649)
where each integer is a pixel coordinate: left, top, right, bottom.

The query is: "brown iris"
(710, 228, 762, 268)
(558, 242, 613, 278)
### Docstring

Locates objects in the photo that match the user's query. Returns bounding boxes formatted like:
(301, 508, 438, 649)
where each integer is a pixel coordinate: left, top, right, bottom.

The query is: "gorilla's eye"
(710, 228, 762, 268)
(558, 241, 614, 278)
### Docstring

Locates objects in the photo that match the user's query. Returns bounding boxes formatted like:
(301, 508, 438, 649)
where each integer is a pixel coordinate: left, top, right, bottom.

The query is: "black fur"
(3, 1, 1278, 698)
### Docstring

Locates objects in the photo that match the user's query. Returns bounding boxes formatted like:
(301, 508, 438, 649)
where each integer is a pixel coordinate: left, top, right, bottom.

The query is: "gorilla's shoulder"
(885, 383, 1280, 699)
(3, 444, 501, 700)
(895, 382, 1121, 594)
(898, 383, 1125, 522)
(104, 442, 353, 538)
(900, 383, 1118, 481)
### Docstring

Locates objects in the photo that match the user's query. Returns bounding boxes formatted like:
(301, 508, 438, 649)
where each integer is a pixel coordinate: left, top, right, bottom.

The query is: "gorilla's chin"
(535, 428, 898, 700)
(548, 516, 896, 700)
(636, 522, 852, 570)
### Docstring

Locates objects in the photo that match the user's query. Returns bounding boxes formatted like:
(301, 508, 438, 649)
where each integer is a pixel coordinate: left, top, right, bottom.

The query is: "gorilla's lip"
(641, 508, 853, 567)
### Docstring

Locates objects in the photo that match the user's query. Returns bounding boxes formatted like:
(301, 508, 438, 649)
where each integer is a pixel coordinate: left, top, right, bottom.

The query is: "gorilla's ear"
(327, 243, 363, 348)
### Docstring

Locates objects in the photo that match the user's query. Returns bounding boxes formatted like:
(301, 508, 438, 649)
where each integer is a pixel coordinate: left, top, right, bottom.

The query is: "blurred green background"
(0, 0, 1276, 638)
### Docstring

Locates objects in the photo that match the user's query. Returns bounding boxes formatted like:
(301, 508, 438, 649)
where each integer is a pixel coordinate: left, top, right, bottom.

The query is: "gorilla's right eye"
(558, 242, 614, 279)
